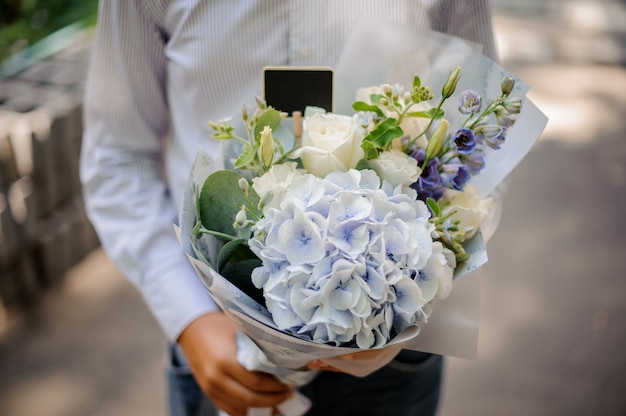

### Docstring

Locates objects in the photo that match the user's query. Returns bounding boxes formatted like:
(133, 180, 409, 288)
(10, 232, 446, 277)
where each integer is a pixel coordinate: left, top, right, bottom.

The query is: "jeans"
(168, 345, 443, 416)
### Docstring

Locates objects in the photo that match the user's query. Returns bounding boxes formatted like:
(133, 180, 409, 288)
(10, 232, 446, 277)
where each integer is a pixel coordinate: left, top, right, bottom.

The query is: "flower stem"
(196, 227, 238, 241)
(405, 97, 445, 150)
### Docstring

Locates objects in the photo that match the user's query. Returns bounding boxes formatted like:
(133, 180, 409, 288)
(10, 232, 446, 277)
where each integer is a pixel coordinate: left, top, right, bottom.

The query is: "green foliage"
(406, 107, 445, 119)
(426, 198, 441, 217)
(234, 145, 257, 170)
(254, 109, 282, 142)
(361, 118, 404, 150)
(352, 101, 384, 118)
(195, 171, 265, 305)
(220, 258, 265, 305)
(199, 170, 259, 239)
(0, 0, 99, 63)
(355, 158, 374, 171)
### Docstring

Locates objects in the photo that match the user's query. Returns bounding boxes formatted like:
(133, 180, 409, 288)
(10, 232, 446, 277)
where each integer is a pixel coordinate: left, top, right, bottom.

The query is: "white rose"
(369, 149, 421, 188)
(293, 113, 366, 178)
(251, 162, 302, 209)
(442, 185, 494, 239)
(355, 85, 429, 149)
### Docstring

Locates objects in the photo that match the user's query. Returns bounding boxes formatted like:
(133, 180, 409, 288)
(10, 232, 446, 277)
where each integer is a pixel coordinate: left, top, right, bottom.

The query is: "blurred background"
(0, 0, 624, 415)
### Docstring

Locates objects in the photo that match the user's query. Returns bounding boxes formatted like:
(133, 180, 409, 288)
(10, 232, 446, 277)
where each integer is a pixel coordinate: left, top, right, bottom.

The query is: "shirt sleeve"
(80, 0, 218, 341)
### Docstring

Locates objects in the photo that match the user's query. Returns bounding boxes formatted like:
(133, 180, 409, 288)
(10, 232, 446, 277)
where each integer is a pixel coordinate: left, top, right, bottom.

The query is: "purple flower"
(460, 150, 485, 175)
(440, 157, 471, 191)
(452, 128, 477, 154)
(410, 147, 426, 165)
(458, 89, 482, 114)
(410, 157, 445, 202)
(420, 158, 442, 189)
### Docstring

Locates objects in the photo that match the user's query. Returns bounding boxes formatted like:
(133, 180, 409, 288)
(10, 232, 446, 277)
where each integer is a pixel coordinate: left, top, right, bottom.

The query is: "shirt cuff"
(142, 260, 220, 341)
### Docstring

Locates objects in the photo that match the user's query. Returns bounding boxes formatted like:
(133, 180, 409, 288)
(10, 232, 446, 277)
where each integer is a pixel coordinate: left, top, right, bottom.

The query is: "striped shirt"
(80, 0, 496, 341)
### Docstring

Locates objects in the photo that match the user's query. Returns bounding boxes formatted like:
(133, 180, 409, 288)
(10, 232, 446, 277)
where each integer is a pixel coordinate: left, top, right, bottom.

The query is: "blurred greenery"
(0, 0, 99, 63)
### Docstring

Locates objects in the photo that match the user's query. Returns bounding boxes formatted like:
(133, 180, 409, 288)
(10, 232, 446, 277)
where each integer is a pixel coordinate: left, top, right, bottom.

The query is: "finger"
(212, 371, 293, 414)
(306, 360, 342, 372)
(338, 349, 382, 360)
(228, 364, 293, 394)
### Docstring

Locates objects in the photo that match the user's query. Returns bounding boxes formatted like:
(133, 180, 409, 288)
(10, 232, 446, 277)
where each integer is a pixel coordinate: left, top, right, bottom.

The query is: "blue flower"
(458, 89, 482, 114)
(452, 128, 477, 154)
(460, 150, 485, 175)
(440, 157, 471, 191)
(420, 158, 442, 189)
(410, 147, 426, 164)
(411, 158, 445, 202)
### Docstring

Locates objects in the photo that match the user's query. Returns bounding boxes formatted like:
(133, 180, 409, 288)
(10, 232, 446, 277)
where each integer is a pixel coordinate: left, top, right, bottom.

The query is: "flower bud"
(238, 177, 249, 195)
(500, 76, 515, 96)
(425, 119, 450, 160)
(494, 108, 517, 128)
(257, 191, 273, 211)
(502, 97, 522, 114)
(241, 103, 249, 122)
(255, 96, 267, 109)
(259, 125, 275, 168)
(233, 206, 248, 229)
(442, 66, 461, 99)
(403, 92, 411, 105)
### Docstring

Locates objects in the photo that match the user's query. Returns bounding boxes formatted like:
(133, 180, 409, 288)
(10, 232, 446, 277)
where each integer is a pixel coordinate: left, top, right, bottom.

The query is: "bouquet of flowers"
(198, 66, 521, 350)
(176, 22, 547, 416)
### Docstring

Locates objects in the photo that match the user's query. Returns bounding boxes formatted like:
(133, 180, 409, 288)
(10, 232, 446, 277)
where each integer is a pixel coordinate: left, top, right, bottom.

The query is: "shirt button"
(299, 46, 310, 57)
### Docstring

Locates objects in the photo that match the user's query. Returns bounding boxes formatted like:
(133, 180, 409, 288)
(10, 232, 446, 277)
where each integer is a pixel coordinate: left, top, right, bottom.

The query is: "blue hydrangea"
(249, 169, 453, 349)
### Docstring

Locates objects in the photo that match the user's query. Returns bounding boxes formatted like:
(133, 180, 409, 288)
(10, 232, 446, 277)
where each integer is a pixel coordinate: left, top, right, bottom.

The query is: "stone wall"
(0, 32, 99, 309)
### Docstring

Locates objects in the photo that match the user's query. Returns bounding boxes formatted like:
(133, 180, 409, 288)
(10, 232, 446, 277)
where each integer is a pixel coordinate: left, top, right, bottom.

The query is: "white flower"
(251, 162, 302, 209)
(293, 113, 366, 178)
(442, 184, 494, 239)
(369, 149, 421, 188)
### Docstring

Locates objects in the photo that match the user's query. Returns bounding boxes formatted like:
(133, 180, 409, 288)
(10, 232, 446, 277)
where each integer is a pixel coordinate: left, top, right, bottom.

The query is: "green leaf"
(455, 252, 470, 264)
(254, 108, 282, 140)
(370, 94, 385, 104)
(405, 111, 433, 118)
(355, 158, 374, 170)
(217, 238, 248, 272)
(234, 145, 256, 170)
(427, 107, 445, 119)
(360, 141, 379, 160)
(199, 170, 259, 238)
(217, 240, 265, 304)
(426, 198, 441, 217)
(221, 257, 265, 305)
(352, 101, 384, 118)
(413, 75, 421, 89)
(363, 118, 404, 148)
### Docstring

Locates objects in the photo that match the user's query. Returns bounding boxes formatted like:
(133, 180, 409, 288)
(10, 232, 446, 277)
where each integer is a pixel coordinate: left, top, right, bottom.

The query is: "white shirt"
(81, 0, 496, 341)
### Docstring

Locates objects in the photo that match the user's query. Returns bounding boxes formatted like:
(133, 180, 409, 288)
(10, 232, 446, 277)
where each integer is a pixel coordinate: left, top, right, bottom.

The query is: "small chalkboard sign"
(263, 67, 334, 115)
